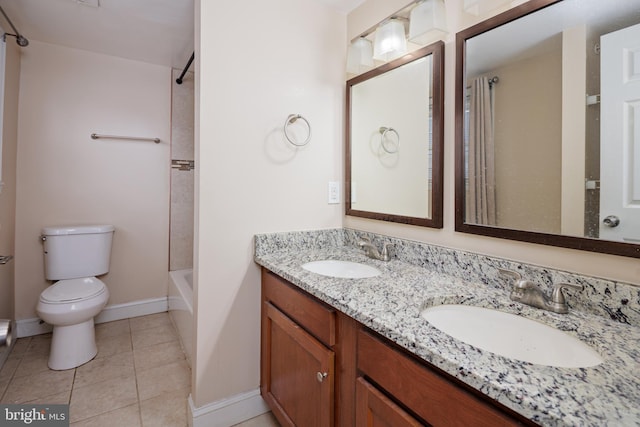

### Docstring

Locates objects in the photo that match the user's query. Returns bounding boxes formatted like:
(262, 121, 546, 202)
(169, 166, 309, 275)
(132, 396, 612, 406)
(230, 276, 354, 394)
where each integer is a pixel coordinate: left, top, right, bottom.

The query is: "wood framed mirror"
(455, 0, 640, 258)
(346, 42, 444, 228)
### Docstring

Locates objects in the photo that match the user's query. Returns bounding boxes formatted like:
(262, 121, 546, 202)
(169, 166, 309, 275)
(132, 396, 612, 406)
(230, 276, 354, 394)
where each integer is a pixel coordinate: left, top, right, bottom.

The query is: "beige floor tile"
(140, 391, 188, 427)
(1, 313, 193, 425)
(0, 357, 21, 381)
(2, 368, 74, 404)
(74, 351, 135, 389)
(27, 334, 53, 355)
(0, 376, 9, 400)
(10, 337, 32, 357)
(132, 324, 178, 350)
(70, 374, 138, 423)
(95, 319, 130, 340)
(23, 389, 71, 405)
(70, 403, 141, 427)
(136, 360, 190, 401)
(233, 412, 281, 427)
(133, 340, 185, 372)
(129, 313, 172, 332)
(13, 352, 51, 378)
(95, 332, 132, 359)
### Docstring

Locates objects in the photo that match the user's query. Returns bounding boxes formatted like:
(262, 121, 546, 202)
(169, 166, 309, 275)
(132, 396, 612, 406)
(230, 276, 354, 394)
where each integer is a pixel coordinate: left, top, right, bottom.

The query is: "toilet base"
(48, 319, 98, 370)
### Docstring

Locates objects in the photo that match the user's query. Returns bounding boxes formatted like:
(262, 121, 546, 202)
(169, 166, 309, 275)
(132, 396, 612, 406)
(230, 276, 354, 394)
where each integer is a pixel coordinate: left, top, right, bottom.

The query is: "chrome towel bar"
(91, 133, 160, 144)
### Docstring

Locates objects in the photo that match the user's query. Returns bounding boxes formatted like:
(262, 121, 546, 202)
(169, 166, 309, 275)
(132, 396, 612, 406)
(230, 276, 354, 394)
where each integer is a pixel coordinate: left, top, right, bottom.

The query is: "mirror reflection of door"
(599, 23, 640, 243)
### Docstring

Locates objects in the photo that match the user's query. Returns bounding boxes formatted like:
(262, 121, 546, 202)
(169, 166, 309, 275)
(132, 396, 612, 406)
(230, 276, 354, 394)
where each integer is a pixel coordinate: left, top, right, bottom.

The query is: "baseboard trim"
(188, 389, 270, 427)
(15, 318, 52, 338)
(16, 297, 169, 338)
(95, 297, 168, 324)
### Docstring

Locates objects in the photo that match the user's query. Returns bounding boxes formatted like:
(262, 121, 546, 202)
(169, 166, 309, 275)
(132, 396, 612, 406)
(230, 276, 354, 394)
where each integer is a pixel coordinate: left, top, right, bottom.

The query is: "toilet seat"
(40, 277, 106, 304)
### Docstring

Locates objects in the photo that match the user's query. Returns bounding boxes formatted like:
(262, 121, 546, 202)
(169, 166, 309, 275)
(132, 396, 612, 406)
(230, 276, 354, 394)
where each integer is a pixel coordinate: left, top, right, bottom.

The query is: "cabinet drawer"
(356, 377, 423, 427)
(357, 330, 522, 427)
(262, 269, 336, 347)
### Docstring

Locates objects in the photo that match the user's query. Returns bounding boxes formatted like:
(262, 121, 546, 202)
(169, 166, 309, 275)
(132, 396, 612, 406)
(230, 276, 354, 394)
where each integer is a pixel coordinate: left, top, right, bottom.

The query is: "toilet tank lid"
(42, 225, 115, 236)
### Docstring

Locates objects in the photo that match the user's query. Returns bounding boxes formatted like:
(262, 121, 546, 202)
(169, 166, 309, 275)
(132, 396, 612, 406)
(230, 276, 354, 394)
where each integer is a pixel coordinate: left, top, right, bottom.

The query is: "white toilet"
(36, 225, 114, 370)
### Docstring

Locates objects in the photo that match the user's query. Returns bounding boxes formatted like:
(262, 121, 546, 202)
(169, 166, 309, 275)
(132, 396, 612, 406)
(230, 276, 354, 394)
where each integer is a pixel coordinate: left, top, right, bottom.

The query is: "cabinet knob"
(316, 372, 328, 383)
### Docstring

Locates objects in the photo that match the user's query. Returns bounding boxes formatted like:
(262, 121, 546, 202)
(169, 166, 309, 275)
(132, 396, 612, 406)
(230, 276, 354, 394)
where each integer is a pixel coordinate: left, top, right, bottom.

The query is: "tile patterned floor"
(0, 312, 279, 427)
(0, 313, 190, 426)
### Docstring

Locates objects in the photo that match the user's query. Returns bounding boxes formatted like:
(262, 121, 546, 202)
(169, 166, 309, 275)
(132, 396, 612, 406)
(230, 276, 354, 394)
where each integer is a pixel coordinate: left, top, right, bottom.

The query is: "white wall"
(14, 41, 171, 320)
(194, 0, 345, 407)
(346, 0, 640, 286)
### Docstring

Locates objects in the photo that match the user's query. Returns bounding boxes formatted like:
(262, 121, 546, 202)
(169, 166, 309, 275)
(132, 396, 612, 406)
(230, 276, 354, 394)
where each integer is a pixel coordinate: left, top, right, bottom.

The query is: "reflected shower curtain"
(466, 76, 496, 225)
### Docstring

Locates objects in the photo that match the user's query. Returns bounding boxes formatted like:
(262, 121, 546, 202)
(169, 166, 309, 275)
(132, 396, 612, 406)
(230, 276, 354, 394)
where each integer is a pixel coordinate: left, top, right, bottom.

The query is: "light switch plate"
(328, 182, 340, 204)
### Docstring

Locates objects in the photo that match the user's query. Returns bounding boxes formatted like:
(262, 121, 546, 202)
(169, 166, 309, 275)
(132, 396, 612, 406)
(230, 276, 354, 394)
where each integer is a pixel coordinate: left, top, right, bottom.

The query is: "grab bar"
(91, 133, 160, 144)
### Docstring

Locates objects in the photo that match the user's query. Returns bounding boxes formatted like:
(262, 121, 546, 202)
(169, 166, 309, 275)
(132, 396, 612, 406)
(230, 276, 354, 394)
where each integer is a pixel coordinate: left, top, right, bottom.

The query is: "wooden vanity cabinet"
(261, 269, 342, 427)
(356, 330, 531, 427)
(356, 377, 423, 426)
(261, 269, 534, 427)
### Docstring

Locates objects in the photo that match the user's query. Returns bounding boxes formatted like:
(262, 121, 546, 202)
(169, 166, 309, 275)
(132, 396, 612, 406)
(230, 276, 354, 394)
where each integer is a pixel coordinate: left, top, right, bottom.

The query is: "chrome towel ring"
(379, 127, 400, 153)
(284, 114, 312, 146)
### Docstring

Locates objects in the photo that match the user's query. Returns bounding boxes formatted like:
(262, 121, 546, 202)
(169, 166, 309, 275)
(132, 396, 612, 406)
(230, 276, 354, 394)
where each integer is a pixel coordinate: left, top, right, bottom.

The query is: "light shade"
(373, 19, 407, 62)
(347, 38, 374, 74)
(409, 0, 448, 46)
(463, 0, 512, 16)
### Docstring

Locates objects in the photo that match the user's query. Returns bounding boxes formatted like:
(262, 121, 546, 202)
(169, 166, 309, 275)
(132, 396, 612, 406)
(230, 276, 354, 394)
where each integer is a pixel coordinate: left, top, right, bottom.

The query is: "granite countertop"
(255, 242, 640, 426)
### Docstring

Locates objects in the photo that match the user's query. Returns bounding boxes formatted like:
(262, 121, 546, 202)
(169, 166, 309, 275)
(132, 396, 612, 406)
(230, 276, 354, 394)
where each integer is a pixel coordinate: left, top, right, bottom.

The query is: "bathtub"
(169, 269, 193, 365)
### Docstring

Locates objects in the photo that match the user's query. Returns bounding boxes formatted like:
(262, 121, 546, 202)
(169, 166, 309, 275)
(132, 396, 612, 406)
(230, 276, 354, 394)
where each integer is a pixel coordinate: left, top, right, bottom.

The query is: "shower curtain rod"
(0, 5, 29, 47)
(176, 52, 194, 85)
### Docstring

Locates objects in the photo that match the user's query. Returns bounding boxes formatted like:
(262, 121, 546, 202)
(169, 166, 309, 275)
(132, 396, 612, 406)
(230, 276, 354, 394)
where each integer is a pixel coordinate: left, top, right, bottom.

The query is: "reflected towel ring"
(379, 127, 400, 153)
(284, 114, 312, 146)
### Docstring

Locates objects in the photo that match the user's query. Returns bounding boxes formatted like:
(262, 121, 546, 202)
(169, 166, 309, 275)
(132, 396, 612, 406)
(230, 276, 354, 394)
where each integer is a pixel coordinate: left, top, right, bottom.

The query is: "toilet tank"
(42, 225, 115, 280)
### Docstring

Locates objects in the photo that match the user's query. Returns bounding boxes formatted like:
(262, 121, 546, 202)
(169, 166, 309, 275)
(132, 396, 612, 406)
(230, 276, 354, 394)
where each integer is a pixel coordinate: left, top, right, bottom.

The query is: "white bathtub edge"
(169, 268, 194, 366)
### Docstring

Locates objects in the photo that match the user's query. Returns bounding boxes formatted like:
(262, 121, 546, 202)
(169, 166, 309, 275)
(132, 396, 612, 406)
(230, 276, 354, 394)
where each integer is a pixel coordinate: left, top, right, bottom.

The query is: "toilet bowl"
(36, 277, 109, 370)
(37, 225, 115, 370)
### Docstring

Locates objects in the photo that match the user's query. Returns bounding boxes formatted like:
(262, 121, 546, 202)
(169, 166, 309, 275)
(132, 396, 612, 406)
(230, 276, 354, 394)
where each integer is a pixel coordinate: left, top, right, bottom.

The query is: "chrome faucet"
(357, 237, 394, 262)
(498, 269, 583, 314)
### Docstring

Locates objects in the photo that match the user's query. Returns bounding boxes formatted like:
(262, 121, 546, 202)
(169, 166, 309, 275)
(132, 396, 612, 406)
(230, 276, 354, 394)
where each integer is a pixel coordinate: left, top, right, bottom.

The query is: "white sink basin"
(421, 305, 603, 368)
(302, 260, 381, 279)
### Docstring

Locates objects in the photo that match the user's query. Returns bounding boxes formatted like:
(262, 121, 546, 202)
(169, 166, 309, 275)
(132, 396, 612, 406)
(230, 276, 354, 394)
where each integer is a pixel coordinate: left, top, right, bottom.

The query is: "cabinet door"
(262, 302, 334, 427)
(356, 377, 424, 427)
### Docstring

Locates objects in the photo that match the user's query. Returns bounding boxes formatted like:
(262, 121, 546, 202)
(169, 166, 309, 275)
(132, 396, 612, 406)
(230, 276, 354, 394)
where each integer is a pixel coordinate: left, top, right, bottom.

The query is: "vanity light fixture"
(347, 37, 374, 74)
(409, 0, 448, 45)
(463, 0, 512, 16)
(373, 19, 407, 62)
(347, 0, 450, 74)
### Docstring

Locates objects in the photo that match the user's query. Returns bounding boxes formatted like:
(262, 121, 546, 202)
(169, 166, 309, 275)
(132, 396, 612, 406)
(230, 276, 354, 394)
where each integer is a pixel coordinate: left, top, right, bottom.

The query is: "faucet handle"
(357, 236, 371, 245)
(551, 283, 583, 305)
(497, 268, 522, 281)
(381, 243, 395, 260)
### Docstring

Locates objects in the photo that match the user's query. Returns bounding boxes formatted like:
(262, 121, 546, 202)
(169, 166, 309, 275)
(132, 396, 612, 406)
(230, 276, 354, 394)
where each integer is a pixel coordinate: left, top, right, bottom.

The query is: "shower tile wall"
(170, 69, 194, 271)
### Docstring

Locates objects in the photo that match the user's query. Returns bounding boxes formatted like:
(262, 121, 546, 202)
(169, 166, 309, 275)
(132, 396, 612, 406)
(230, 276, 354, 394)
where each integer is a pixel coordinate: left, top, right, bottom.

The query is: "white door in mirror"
(600, 22, 640, 242)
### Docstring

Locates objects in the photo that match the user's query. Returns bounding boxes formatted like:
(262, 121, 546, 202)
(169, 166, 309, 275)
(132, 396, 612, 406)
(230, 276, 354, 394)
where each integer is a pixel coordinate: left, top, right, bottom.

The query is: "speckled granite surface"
(254, 228, 640, 426)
